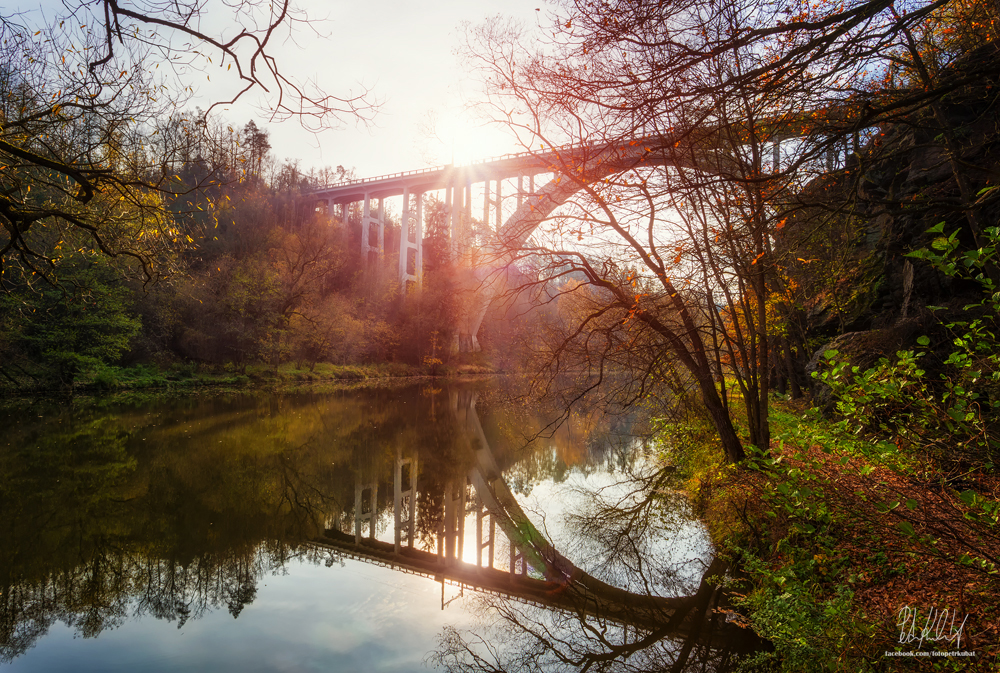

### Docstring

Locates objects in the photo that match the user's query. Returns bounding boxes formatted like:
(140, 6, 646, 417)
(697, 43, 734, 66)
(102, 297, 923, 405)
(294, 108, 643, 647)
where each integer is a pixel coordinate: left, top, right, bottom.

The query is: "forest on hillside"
(0, 106, 510, 388)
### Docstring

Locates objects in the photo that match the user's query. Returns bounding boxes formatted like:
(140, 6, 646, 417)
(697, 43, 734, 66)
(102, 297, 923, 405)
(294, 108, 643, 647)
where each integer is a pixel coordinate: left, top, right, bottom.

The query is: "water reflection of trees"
(480, 386, 654, 498)
(0, 385, 753, 669)
(0, 541, 326, 663)
(428, 436, 761, 673)
(556, 460, 714, 597)
(0, 387, 471, 663)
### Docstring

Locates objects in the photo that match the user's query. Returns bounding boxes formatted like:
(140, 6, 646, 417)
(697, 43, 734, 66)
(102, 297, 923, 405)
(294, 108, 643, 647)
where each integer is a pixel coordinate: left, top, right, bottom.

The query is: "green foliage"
(735, 560, 862, 673)
(90, 365, 122, 390)
(813, 223, 1000, 464)
(656, 417, 725, 484)
(725, 442, 882, 671)
(769, 405, 901, 465)
(217, 255, 283, 368)
(729, 463, 864, 672)
(747, 449, 831, 535)
(772, 396, 1000, 583)
(1, 254, 141, 386)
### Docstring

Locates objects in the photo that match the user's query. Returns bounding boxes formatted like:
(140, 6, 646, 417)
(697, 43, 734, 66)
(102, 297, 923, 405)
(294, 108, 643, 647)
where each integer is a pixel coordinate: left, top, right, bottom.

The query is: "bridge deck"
(309, 114, 834, 204)
(311, 529, 694, 632)
(308, 140, 630, 202)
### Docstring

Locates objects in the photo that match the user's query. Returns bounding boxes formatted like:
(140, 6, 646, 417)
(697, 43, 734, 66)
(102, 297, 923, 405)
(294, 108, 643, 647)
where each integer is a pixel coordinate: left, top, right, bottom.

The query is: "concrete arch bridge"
(310, 124, 853, 351)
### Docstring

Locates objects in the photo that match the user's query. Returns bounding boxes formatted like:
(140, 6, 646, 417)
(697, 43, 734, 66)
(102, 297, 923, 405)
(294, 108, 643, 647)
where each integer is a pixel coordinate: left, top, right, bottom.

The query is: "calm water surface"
(0, 383, 752, 672)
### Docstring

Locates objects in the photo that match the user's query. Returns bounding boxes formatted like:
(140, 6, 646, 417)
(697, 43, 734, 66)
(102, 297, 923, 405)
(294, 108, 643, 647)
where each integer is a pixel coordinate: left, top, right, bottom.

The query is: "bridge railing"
(310, 139, 613, 193)
(309, 165, 447, 192)
(312, 116, 871, 196)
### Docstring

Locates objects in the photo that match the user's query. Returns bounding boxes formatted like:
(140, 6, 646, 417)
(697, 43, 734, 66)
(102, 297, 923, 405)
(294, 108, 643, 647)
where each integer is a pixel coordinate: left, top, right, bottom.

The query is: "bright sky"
(224, 0, 544, 178)
(15, 0, 544, 180)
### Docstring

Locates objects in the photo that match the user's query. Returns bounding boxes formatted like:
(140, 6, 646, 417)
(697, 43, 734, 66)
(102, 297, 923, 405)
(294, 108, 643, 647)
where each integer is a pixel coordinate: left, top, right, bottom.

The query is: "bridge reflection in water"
(0, 385, 763, 671)
(314, 389, 758, 668)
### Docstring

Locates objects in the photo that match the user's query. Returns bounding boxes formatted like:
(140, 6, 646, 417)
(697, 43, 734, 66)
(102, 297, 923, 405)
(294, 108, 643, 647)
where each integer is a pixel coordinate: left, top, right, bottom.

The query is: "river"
(0, 382, 758, 671)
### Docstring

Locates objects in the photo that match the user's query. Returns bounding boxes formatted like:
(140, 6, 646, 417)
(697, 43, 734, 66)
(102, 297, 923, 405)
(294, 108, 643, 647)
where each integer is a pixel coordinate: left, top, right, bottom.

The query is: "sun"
(430, 106, 516, 166)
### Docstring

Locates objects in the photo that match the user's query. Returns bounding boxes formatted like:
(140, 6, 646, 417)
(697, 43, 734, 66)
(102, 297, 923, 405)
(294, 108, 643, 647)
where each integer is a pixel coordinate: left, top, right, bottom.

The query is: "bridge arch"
(500, 142, 675, 246)
(457, 123, 846, 350)
(456, 136, 709, 350)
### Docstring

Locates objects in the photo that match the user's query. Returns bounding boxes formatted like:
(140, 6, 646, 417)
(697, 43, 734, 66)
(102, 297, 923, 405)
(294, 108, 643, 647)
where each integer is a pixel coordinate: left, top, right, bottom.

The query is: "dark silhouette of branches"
(0, 2, 377, 288)
(52, 0, 377, 128)
(462, 0, 1000, 461)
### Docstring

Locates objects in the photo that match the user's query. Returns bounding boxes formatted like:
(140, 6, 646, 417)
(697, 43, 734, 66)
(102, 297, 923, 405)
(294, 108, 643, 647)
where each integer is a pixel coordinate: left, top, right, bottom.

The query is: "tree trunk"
(782, 336, 802, 399)
(701, 379, 746, 463)
(637, 305, 747, 463)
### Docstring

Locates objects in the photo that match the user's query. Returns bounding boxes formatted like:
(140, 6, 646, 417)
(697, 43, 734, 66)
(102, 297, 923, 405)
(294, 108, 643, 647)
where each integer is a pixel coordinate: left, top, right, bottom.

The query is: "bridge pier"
(394, 446, 418, 554)
(398, 188, 424, 289)
(360, 195, 371, 262)
(360, 193, 386, 265)
(447, 182, 458, 254)
(464, 177, 472, 253)
(480, 180, 489, 229)
(355, 480, 378, 543)
(448, 177, 475, 260)
(441, 477, 467, 566)
(509, 544, 527, 577)
(360, 195, 368, 250)
(475, 493, 496, 569)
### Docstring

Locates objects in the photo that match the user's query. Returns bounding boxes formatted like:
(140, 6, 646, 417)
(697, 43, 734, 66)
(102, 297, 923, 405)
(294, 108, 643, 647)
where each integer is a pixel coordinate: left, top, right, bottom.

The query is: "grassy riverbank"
(0, 360, 497, 397)
(679, 399, 1000, 672)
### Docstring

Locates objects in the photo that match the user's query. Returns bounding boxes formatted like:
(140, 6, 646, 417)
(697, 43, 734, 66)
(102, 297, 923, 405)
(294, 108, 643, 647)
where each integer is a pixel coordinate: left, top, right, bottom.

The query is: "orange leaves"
(671, 243, 685, 266)
(775, 218, 787, 231)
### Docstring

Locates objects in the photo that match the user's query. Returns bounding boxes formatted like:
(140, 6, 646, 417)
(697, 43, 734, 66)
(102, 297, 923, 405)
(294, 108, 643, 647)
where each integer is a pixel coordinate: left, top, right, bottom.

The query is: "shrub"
(813, 223, 1000, 466)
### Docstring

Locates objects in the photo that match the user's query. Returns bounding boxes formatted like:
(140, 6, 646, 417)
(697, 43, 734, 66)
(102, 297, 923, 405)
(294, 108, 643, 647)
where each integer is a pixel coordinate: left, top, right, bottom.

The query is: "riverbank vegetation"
(680, 399, 999, 671)
(65, 361, 495, 395)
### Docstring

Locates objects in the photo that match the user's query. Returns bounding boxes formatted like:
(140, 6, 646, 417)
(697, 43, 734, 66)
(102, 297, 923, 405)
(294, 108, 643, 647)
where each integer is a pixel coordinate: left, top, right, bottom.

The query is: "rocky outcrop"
(777, 45, 1000, 396)
(805, 319, 929, 412)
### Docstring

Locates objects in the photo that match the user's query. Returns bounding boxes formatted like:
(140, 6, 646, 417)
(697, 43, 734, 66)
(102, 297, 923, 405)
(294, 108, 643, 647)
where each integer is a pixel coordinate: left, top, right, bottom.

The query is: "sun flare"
(429, 107, 515, 166)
